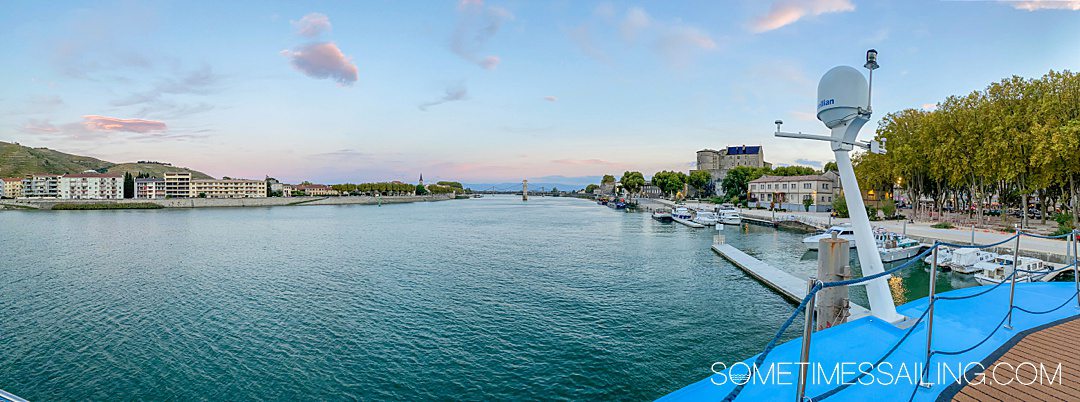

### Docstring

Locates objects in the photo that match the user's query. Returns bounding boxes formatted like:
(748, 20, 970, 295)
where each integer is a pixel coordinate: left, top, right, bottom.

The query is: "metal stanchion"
(1074, 230, 1079, 308)
(920, 245, 939, 388)
(795, 277, 817, 402)
(1005, 227, 1020, 330)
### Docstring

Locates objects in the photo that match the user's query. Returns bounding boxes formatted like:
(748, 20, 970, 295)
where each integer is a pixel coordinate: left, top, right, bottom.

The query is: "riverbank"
(0, 194, 455, 210)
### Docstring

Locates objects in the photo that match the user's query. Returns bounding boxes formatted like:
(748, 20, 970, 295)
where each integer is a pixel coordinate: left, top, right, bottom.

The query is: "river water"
(0, 196, 976, 400)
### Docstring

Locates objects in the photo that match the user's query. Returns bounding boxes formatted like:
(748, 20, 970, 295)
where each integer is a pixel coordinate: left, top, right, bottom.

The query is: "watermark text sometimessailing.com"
(710, 360, 1064, 388)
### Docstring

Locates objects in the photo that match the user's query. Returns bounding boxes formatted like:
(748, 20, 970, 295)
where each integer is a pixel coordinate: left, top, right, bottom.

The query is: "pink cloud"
(921, 103, 938, 111)
(751, 0, 855, 33)
(281, 42, 359, 86)
(543, 96, 558, 102)
(292, 13, 332, 37)
(81, 115, 167, 133)
(480, 55, 500, 70)
(1008, 0, 1080, 10)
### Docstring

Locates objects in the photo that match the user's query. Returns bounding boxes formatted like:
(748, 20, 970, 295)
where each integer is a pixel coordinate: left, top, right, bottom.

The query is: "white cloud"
(750, 0, 855, 33)
(1007, 0, 1080, 10)
(292, 13, 332, 37)
(620, 7, 651, 41)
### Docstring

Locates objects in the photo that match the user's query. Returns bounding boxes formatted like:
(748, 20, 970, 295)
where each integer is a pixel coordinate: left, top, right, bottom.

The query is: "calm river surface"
(0, 196, 973, 400)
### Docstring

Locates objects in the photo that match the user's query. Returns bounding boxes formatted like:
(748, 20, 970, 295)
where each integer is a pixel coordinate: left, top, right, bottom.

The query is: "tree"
(720, 166, 769, 201)
(881, 198, 897, 218)
(415, 184, 428, 195)
(651, 171, 686, 197)
(437, 181, 464, 189)
(823, 161, 838, 172)
(688, 170, 711, 196)
(803, 197, 813, 212)
(585, 184, 599, 194)
(771, 166, 817, 176)
(620, 171, 646, 196)
(123, 172, 134, 199)
(832, 194, 849, 218)
(601, 174, 616, 184)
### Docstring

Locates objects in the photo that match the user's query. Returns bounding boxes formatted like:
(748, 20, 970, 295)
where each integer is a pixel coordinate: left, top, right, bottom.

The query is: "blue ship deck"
(660, 281, 1080, 401)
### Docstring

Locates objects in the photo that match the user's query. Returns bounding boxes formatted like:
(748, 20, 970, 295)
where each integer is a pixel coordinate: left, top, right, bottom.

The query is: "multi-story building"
(58, 172, 124, 199)
(1, 177, 24, 198)
(21, 175, 61, 198)
(693, 145, 772, 195)
(295, 184, 339, 196)
(747, 171, 841, 212)
(163, 172, 192, 198)
(135, 177, 166, 199)
(189, 179, 267, 198)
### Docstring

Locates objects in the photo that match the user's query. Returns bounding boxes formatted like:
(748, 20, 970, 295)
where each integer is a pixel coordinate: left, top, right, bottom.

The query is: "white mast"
(773, 50, 904, 324)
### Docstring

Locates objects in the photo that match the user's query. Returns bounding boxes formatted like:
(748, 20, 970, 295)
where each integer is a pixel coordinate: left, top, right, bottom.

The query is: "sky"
(1, 0, 1078, 184)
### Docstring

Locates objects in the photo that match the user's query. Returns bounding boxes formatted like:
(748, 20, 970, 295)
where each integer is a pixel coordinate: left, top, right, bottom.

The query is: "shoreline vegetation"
(0, 194, 455, 211)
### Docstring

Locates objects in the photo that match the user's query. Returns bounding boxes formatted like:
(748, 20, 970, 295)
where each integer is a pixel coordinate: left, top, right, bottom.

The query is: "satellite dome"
(816, 66, 868, 128)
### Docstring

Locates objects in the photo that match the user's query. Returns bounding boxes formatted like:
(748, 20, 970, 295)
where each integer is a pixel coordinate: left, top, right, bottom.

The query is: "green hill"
(105, 162, 214, 179)
(0, 141, 214, 179)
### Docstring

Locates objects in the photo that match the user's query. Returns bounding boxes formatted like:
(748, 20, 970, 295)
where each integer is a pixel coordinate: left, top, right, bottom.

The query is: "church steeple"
(419, 173, 424, 186)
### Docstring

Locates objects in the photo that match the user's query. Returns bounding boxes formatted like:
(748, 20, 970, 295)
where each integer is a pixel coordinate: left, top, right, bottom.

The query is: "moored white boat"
(974, 255, 1051, 285)
(947, 248, 998, 274)
(923, 245, 954, 267)
(802, 225, 857, 250)
(877, 232, 922, 263)
(717, 204, 741, 225)
(692, 210, 718, 226)
(652, 210, 673, 222)
(671, 207, 704, 228)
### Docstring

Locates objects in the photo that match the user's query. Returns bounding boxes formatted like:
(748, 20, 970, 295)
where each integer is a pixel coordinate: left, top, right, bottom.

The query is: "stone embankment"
(0, 194, 454, 210)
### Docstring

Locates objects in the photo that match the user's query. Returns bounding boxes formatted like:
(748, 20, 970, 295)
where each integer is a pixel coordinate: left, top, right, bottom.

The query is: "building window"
(804, 183, 811, 189)
(822, 183, 829, 189)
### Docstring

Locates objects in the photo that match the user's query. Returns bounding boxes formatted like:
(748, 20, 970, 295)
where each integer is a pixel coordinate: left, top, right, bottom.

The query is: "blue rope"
(809, 303, 932, 401)
(719, 230, 1077, 401)
(938, 233, 1019, 249)
(721, 284, 821, 402)
(822, 247, 934, 288)
(936, 271, 1016, 301)
(1014, 291, 1079, 315)
(1019, 230, 1074, 240)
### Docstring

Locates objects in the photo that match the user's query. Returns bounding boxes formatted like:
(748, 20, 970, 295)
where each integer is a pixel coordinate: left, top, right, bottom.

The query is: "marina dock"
(711, 243, 870, 319)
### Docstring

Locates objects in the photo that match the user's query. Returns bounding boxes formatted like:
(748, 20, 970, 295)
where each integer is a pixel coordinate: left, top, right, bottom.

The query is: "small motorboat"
(923, 245, 954, 267)
(803, 225, 857, 250)
(974, 255, 1051, 285)
(693, 210, 718, 226)
(717, 204, 741, 225)
(877, 232, 922, 263)
(652, 211, 673, 222)
(947, 248, 998, 274)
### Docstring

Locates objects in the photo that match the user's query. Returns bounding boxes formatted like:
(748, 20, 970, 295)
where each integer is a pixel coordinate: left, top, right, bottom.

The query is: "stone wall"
(0, 194, 454, 210)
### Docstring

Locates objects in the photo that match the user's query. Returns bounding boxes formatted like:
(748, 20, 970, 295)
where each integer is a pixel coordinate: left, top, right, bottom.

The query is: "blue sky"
(2, 0, 1078, 183)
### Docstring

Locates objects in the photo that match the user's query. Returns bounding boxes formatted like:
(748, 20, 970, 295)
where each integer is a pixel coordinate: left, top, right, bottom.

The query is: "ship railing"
(719, 228, 1079, 402)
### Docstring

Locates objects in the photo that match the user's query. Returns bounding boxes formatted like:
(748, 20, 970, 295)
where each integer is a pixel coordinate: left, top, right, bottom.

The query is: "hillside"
(105, 163, 214, 179)
(0, 141, 214, 179)
(0, 141, 110, 177)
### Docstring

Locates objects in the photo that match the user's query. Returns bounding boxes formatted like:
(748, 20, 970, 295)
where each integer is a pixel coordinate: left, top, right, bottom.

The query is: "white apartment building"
(21, 175, 61, 198)
(747, 171, 841, 212)
(58, 172, 124, 199)
(135, 177, 166, 199)
(190, 179, 267, 198)
(164, 172, 192, 198)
